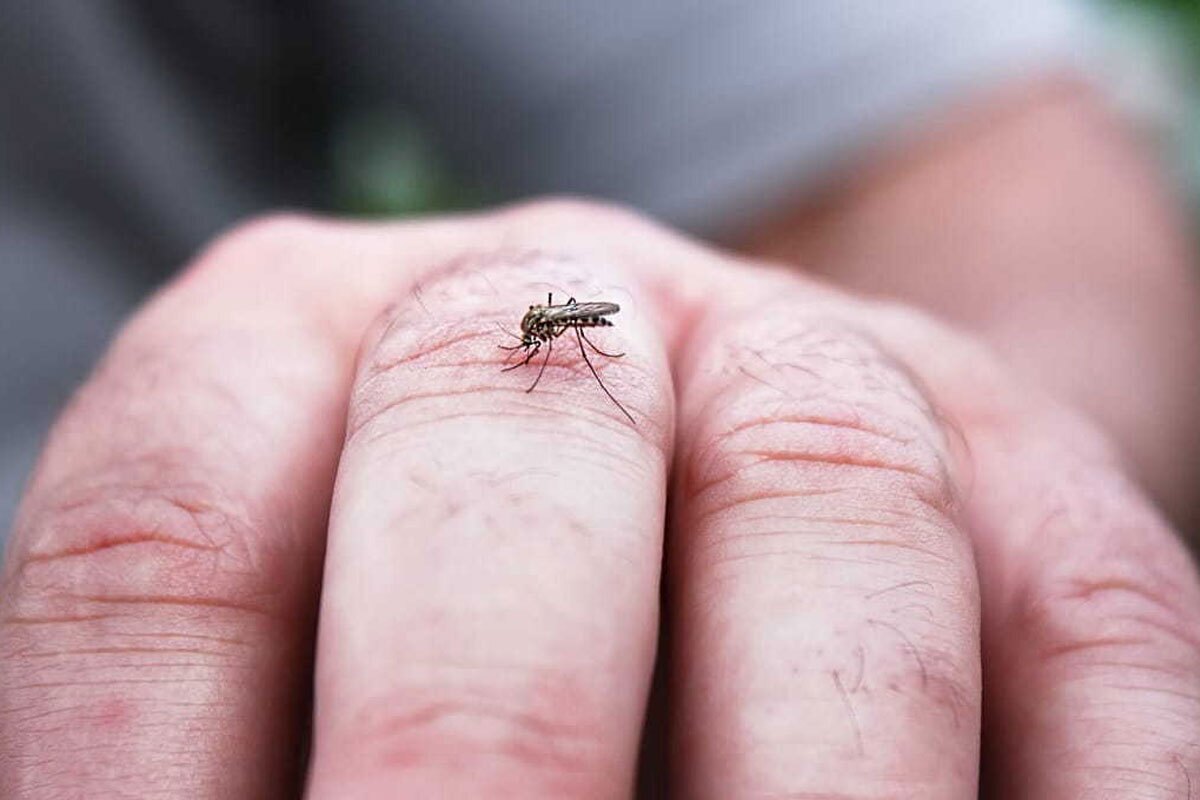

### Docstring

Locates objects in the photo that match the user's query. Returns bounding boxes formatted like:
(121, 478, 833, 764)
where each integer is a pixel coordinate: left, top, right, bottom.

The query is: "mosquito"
(498, 292, 635, 424)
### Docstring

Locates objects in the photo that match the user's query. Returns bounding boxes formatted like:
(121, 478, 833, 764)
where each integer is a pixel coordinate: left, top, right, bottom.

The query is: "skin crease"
(0, 76, 1198, 798)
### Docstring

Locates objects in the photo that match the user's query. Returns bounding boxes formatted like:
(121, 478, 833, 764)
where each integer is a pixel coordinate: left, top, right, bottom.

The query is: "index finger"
(0, 215, 445, 796)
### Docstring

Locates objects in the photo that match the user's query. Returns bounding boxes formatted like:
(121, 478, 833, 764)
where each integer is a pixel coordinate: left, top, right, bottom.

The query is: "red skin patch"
(91, 696, 132, 733)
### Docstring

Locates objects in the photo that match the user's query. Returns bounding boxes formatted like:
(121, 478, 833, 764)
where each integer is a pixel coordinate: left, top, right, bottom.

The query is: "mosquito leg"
(574, 327, 635, 424)
(527, 338, 552, 392)
(579, 328, 625, 358)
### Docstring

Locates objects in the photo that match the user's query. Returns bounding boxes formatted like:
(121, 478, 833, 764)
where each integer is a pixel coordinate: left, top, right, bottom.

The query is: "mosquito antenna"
(494, 322, 523, 341)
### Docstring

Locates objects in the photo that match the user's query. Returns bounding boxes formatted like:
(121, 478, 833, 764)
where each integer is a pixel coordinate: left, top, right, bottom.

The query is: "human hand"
(2, 202, 1197, 798)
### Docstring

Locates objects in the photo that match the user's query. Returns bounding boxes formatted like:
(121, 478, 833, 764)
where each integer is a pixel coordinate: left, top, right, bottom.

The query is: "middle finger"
(307, 252, 674, 797)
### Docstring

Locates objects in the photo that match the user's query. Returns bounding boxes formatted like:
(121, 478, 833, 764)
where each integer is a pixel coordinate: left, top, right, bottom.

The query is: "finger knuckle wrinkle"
(340, 674, 608, 792)
(361, 317, 504, 391)
(686, 402, 952, 526)
(0, 644, 252, 725)
(350, 322, 506, 439)
(1019, 570, 1200, 669)
(687, 319, 951, 512)
(5, 477, 279, 626)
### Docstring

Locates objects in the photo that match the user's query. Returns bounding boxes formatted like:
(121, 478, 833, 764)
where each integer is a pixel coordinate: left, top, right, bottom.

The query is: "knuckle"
(496, 195, 649, 232)
(0, 466, 278, 777)
(347, 313, 507, 445)
(185, 211, 329, 282)
(1008, 464, 1200, 672)
(346, 249, 662, 443)
(682, 312, 955, 534)
(1017, 556, 1200, 671)
(325, 666, 614, 794)
(0, 210, 342, 787)
(347, 260, 522, 441)
(210, 211, 325, 255)
(3, 460, 286, 629)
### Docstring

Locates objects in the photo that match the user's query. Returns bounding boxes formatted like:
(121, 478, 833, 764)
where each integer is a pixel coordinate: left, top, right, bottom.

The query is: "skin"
(1, 199, 1198, 798)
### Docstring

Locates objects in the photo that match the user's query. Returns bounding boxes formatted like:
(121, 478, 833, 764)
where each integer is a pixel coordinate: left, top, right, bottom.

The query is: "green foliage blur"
(1129, 0, 1200, 36)
(1107, 0, 1200, 207)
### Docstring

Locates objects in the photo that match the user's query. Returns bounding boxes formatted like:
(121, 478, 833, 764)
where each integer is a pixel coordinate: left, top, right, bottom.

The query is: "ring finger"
(668, 288, 982, 798)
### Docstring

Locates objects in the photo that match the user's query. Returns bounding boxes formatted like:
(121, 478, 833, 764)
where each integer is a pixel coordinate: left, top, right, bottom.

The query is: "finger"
(668, 293, 982, 797)
(872, 317, 1200, 798)
(0, 216, 406, 797)
(978, 426, 1200, 797)
(306, 253, 673, 797)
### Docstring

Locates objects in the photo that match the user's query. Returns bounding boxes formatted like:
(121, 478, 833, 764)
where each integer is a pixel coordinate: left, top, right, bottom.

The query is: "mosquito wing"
(542, 301, 620, 322)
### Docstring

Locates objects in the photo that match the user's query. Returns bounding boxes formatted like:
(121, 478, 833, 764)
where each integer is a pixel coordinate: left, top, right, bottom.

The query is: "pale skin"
(2, 77, 1200, 798)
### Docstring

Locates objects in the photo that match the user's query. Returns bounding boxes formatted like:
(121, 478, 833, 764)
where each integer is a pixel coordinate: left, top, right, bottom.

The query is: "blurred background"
(1098, 0, 1200, 205)
(333, 0, 1200, 220)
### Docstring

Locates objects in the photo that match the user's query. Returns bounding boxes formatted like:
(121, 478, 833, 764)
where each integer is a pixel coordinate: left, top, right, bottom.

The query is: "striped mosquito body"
(527, 301, 619, 337)
(498, 293, 634, 424)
